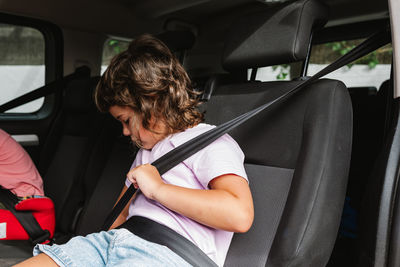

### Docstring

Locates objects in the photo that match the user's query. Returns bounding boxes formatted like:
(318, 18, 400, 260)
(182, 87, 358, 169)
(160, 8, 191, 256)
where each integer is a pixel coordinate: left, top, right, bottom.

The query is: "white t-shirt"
(125, 123, 247, 266)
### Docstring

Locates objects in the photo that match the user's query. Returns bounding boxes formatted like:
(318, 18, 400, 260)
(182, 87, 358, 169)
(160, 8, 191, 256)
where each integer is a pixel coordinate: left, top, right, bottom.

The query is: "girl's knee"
(14, 253, 59, 267)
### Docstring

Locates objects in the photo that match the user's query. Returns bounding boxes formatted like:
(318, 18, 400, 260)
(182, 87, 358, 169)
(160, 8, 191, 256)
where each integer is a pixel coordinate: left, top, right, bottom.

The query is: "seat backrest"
(73, 126, 137, 236)
(39, 77, 107, 234)
(202, 0, 353, 266)
(38, 76, 138, 241)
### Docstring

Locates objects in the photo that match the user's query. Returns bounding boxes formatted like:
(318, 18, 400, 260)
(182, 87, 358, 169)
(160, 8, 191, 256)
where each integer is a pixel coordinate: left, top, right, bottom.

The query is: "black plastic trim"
(374, 98, 400, 267)
(387, 99, 400, 267)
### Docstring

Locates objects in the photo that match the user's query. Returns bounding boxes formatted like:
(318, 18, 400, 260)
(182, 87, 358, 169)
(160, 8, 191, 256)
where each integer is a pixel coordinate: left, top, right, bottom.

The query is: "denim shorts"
(33, 228, 191, 266)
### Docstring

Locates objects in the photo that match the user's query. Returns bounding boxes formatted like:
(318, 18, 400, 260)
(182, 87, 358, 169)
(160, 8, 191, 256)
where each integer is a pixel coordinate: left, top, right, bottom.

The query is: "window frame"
(0, 12, 63, 120)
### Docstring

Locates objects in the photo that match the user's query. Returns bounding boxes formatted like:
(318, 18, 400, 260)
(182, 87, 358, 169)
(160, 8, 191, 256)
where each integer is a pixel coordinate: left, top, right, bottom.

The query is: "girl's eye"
(124, 118, 130, 125)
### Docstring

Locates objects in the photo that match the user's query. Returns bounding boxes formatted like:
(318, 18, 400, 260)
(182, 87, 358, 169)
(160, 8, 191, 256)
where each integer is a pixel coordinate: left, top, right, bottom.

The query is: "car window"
(248, 64, 291, 81)
(308, 39, 392, 89)
(101, 38, 130, 74)
(0, 23, 45, 113)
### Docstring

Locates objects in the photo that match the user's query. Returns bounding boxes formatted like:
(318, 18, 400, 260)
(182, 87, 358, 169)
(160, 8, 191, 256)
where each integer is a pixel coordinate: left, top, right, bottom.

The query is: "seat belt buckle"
(30, 229, 51, 245)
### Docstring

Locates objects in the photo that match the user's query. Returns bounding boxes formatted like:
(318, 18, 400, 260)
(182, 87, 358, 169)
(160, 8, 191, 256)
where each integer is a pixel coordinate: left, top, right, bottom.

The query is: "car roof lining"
(313, 18, 390, 44)
(0, 0, 390, 38)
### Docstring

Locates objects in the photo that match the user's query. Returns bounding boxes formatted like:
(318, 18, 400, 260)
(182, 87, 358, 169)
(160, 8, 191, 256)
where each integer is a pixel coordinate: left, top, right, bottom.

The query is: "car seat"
(201, 0, 353, 266)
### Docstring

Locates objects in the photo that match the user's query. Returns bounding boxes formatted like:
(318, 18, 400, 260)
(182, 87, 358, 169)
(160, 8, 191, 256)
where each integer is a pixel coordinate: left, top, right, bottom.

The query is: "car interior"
(0, 0, 398, 266)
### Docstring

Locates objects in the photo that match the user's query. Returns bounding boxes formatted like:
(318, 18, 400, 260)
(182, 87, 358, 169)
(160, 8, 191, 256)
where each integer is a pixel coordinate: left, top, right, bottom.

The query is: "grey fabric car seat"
(201, 0, 353, 266)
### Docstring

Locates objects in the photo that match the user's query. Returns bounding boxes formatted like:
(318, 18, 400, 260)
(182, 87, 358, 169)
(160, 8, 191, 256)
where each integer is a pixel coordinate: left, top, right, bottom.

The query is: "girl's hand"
(127, 164, 164, 200)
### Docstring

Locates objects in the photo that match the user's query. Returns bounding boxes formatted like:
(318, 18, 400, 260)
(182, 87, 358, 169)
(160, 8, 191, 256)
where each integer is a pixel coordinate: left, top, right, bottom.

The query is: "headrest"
(156, 30, 196, 52)
(63, 77, 100, 113)
(222, 0, 329, 71)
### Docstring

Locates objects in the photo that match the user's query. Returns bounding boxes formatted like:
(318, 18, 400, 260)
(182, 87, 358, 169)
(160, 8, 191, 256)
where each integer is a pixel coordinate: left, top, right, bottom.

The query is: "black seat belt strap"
(0, 187, 50, 244)
(0, 66, 90, 113)
(102, 28, 391, 232)
(119, 216, 218, 267)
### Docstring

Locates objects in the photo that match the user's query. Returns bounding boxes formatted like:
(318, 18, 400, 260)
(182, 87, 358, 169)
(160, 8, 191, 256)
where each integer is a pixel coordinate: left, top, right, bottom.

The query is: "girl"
(16, 34, 253, 267)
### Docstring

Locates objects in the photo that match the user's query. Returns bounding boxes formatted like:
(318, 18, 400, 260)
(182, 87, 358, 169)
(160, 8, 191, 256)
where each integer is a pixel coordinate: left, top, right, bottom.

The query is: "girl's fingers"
(127, 171, 136, 185)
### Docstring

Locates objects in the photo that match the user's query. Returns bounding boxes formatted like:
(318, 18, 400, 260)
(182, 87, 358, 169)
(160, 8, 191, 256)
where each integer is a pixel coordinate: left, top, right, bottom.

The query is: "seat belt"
(119, 216, 218, 267)
(0, 66, 90, 113)
(0, 187, 50, 244)
(102, 28, 391, 265)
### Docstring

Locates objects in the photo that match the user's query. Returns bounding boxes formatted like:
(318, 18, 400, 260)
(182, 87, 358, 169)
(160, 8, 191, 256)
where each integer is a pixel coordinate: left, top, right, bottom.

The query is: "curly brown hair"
(95, 34, 204, 135)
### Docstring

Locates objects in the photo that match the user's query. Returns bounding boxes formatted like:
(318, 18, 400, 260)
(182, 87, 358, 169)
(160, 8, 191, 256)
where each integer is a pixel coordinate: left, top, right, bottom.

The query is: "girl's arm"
(127, 164, 254, 233)
(109, 185, 137, 230)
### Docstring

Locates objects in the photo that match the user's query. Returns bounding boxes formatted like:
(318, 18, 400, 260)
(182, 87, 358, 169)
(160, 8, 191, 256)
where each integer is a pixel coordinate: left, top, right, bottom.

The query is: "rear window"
(248, 64, 291, 81)
(101, 38, 130, 74)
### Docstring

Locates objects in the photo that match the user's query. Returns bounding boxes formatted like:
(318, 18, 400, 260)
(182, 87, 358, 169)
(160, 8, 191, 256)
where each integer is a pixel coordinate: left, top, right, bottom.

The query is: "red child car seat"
(0, 189, 55, 244)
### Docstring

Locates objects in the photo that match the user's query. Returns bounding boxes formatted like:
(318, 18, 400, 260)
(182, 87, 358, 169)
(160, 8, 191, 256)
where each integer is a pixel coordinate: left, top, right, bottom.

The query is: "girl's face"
(109, 105, 165, 150)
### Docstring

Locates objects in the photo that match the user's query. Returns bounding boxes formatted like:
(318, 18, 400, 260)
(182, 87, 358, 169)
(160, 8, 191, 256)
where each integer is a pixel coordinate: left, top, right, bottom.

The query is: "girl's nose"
(122, 125, 131, 136)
